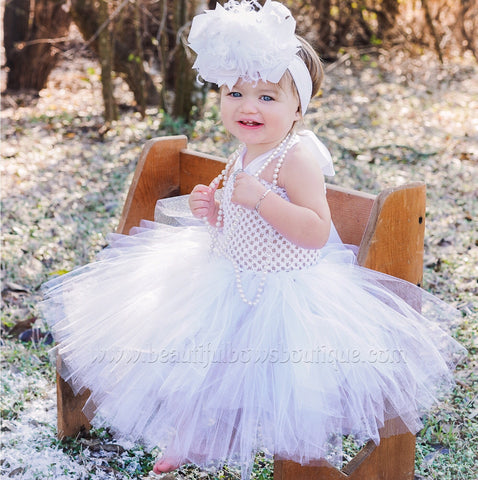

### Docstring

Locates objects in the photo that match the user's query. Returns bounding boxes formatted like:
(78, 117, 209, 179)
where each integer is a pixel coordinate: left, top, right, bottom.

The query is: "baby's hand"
(231, 172, 267, 210)
(189, 184, 217, 221)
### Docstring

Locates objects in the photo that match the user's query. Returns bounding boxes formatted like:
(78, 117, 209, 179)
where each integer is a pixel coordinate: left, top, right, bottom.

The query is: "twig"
(422, 0, 444, 64)
(57, 0, 131, 61)
(14, 36, 70, 50)
(324, 139, 438, 159)
(83, 0, 131, 49)
(368, 144, 438, 157)
(324, 53, 351, 73)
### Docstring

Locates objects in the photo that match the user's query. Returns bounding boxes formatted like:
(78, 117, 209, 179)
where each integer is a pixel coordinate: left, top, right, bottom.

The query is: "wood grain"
(116, 135, 187, 234)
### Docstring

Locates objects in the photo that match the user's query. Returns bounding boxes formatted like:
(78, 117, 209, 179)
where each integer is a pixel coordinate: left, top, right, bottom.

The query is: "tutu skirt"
(42, 198, 466, 478)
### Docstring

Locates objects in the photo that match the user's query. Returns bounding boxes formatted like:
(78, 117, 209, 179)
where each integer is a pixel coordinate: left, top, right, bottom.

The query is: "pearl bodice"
(214, 147, 321, 273)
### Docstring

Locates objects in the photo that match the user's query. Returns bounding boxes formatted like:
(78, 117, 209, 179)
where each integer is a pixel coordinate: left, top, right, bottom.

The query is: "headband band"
(188, 0, 313, 115)
(287, 56, 313, 115)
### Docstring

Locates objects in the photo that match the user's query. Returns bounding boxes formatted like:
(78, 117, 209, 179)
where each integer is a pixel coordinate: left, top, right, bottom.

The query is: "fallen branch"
(368, 144, 438, 157)
(14, 36, 70, 50)
(326, 140, 439, 161)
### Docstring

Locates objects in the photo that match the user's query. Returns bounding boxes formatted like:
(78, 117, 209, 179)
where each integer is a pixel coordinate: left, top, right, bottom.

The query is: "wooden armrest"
(117, 135, 188, 234)
(358, 182, 426, 284)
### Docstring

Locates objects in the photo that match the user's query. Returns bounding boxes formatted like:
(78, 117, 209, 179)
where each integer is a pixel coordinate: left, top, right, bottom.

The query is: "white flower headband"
(188, 0, 313, 115)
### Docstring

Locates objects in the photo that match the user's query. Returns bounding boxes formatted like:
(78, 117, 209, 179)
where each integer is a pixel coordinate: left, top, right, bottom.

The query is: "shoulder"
(278, 140, 329, 214)
(279, 141, 325, 188)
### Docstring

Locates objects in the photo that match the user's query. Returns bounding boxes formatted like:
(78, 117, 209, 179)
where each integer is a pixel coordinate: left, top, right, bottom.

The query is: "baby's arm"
(189, 184, 219, 225)
(232, 144, 331, 249)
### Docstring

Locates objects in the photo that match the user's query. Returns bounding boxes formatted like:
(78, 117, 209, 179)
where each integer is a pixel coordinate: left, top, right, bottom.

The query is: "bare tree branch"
(83, 0, 131, 49)
(15, 36, 70, 49)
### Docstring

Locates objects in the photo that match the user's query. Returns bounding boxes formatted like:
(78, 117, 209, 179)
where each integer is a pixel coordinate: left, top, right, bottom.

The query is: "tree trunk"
(28, 0, 204, 119)
(69, 0, 160, 107)
(172, 0, 195, 120)
(97, 0, 118, 122)
(133, 0, 147, 117)
(4, 0, 71, 91)
(156, 0, 205, 119)
(316, 0, 331, 48)
(377, 0, 400, 37)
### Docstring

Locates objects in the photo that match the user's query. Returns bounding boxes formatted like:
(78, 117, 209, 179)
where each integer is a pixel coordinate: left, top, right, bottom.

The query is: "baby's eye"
(229, 91, 242, 98)
(261, 95, 274, 102)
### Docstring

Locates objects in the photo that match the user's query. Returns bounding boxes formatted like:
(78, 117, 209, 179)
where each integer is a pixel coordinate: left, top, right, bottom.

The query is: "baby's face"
(220, 78, 300, 156)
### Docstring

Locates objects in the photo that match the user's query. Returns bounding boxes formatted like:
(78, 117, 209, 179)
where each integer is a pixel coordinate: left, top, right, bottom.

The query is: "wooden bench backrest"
(117, 135, 425, 284)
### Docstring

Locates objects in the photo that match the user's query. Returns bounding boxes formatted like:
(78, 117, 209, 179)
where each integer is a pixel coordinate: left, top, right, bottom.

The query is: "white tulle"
(42, 139, 466, 478)
(42, 221, 465, 476)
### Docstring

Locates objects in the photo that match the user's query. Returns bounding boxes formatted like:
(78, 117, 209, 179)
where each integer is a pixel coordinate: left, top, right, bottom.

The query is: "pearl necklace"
(208, 132, 297, 306)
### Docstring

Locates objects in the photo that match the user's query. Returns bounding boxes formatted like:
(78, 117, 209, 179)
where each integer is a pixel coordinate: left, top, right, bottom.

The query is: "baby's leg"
(152, 406, 242, 473)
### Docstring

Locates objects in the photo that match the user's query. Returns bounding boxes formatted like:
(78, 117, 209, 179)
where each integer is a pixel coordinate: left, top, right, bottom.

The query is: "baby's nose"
(240, 98, 259, 113)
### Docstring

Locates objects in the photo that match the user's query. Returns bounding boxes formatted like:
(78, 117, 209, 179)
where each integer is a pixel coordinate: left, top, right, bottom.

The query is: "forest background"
(1, 0, 477, 479)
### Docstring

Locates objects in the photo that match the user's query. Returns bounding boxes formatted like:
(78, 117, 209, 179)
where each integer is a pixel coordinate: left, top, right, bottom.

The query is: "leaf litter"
(1, 47, 477, 479)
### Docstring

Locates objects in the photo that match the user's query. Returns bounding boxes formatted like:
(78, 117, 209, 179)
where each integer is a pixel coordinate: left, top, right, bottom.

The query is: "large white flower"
(188, 0, 301, 89)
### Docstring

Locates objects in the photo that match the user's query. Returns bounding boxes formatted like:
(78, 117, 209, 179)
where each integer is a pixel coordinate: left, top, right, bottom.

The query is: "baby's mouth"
(239, 120, 262, 127)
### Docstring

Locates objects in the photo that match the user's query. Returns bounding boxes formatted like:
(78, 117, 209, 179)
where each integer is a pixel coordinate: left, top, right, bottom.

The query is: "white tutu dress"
(42, 133, 466, 479)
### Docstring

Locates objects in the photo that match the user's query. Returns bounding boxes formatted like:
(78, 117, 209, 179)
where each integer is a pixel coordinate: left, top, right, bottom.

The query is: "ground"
(1, 46, 477, 479)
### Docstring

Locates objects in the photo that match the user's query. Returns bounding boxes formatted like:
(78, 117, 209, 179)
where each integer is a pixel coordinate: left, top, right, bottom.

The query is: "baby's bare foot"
(153, 459, 180, 474)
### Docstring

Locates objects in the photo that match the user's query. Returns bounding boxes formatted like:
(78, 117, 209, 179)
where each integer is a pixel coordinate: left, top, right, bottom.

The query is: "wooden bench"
(57, 135, 425, 479)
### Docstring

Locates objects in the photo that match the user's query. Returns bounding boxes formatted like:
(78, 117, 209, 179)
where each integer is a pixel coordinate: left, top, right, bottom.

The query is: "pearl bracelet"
(255, 188, 272, 214)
